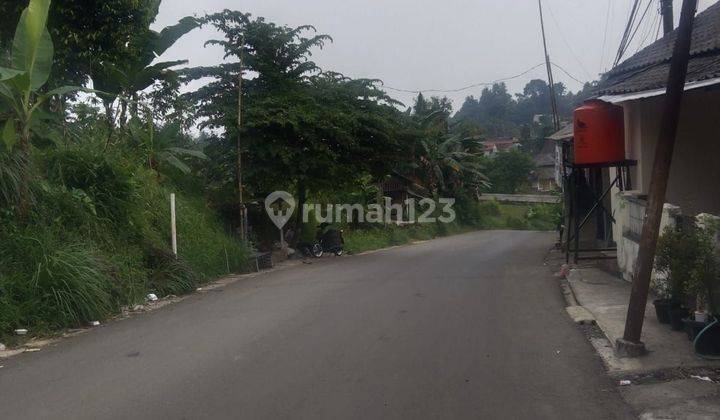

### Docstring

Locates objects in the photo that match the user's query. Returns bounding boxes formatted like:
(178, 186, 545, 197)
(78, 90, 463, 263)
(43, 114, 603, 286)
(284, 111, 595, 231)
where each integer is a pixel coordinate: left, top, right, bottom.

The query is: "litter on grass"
(147, 293, 158, 302)
(619, 380, 632, 386)
(690, 375, 713, 383)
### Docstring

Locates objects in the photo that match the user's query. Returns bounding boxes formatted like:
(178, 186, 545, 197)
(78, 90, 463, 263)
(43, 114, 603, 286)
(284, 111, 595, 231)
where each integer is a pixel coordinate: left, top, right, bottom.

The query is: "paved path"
(0, 231, 634, 419)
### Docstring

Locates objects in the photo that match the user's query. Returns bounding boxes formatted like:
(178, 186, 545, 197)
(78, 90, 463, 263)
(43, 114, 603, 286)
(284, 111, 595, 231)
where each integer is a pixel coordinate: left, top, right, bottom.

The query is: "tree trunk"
(17, 129, 30, 220)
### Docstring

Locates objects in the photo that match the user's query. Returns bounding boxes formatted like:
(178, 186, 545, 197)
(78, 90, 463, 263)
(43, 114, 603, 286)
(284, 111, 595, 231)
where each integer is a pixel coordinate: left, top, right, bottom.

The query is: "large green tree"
(482, 149, 535, 194)
(185, 11, 405, 219)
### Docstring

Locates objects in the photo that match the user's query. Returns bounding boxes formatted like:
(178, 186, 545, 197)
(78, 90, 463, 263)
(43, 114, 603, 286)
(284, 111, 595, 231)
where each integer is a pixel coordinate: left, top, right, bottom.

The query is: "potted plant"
(683, 227, 719, 341)
(654, 226, 698, 328)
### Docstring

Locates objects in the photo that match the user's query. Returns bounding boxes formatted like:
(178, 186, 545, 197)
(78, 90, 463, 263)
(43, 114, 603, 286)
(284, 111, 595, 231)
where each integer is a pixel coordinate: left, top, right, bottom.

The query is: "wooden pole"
(617, 0, 697, 357)
(237, 38, 246, 242)
(538, 0, 561, 131)
(170, 193, 178, 256)
(661, 0, 675, 35)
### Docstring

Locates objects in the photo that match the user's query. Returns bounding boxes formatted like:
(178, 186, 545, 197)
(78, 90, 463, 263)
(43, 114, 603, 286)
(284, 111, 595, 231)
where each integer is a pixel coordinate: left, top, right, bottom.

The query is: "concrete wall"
(479, 194, 560, 204)
(611, 87, 720, 281)
(622, 89, 720, 215)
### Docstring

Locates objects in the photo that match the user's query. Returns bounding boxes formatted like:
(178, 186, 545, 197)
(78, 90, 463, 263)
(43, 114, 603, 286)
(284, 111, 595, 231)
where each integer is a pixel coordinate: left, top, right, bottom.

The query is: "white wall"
(624, 89, 720, 215)
(612, 87, 720, 281)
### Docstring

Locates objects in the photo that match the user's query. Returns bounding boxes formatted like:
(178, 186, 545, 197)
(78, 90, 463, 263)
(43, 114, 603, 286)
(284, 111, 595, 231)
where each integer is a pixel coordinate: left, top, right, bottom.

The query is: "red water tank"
(573, 100, 625, 165)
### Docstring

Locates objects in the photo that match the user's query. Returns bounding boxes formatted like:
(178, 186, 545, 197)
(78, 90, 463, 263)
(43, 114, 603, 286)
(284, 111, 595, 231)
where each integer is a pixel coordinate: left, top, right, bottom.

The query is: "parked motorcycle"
(301, 225, 344, 258)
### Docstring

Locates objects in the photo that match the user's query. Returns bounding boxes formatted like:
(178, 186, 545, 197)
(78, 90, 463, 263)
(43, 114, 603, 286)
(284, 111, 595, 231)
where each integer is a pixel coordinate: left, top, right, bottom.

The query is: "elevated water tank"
(573, 100, 625, 165)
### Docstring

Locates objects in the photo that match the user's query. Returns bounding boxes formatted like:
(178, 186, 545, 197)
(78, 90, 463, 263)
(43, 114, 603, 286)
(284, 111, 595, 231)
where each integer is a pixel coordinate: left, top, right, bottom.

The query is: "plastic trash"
(90, 321, 100, 327)
(0, 343, 6, 351)
(147, 293, 158, 302)
(619, 380, 632, 386)
(14, 329, 27, 336)
(690, 375, 713, 383)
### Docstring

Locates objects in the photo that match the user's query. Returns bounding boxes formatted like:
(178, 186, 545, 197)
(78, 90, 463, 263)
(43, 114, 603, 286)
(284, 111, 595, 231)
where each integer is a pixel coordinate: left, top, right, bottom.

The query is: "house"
(548, 123, 574, 189)
(483, 137, 521, 156)
(380, 172, 430, 223)
(533, 138, 561, 192)
(591, 1, 720, 282)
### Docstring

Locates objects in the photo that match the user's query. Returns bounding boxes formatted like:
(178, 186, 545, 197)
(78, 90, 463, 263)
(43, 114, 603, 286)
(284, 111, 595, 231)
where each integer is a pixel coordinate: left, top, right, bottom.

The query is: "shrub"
(505, 215, 529, 230)
(31, 245, 114, 327)
(655, 226, 703, 302)
(147, 249, 197, 297)
(44, 148, 133, 224)
(478, 200, 502, 217)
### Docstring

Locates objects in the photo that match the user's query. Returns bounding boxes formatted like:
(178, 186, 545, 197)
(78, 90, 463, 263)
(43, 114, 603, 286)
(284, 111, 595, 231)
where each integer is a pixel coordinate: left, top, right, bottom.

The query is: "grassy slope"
(0, 153, 249, 339)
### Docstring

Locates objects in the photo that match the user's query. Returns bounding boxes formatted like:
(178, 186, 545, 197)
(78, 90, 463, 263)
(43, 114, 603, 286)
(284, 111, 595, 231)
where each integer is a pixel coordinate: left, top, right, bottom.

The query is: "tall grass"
(0, 147, 250, 338)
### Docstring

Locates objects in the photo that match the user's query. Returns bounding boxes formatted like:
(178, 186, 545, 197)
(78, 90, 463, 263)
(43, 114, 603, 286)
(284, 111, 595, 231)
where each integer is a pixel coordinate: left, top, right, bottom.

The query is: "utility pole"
(538, 0, 561, 131)
(617, 0, 698, 357)
(661, 0, 675, 35)
(237, 38, 246, 242)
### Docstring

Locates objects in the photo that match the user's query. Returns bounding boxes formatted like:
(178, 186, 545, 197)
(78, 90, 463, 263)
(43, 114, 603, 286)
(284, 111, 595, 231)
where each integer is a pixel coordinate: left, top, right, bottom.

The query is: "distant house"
(548, 124, 573, 189)
(380, 172, 430, 223)
(532, 139, 558, 192)
(590, 2, 720, 281)
(483, 138, 520, 157)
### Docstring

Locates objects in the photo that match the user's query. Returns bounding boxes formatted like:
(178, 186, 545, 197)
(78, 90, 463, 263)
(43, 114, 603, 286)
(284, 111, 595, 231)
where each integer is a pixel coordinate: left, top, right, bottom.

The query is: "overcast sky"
(154, 0, 715, 111)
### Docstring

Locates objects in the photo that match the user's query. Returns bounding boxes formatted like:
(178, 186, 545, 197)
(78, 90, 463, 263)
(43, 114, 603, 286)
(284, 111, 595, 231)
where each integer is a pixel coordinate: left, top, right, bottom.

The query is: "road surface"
(0, 231, 634, 419)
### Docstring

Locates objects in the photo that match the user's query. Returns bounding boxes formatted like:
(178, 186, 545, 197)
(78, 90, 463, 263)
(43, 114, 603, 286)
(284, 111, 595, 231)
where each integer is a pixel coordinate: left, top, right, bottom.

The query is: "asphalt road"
(0, 231, 635, 419)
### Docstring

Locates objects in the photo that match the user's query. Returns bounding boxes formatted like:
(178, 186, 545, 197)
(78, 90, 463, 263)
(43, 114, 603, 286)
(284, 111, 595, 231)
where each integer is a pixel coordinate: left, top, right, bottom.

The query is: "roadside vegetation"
(344, 201, 560, 254)
(0, 0, 568, 341)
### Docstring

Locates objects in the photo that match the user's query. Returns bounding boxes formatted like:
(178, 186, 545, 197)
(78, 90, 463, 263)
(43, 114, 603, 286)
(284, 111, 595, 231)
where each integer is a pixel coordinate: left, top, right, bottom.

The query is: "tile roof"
(596, 1, 720, 95)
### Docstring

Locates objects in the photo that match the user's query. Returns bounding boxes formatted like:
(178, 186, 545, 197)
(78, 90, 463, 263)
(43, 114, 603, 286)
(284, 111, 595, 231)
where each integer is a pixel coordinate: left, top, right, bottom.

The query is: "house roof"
(534, 139, 556, 167)
(596, 2, 720, 96)
(483, 138, 519, 152)
(547, 124, 574, 141)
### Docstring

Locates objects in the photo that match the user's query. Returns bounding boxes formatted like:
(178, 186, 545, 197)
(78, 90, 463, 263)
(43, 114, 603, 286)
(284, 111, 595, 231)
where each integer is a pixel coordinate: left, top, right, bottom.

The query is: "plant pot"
(683, 317, 710, 341)
(695, 311, 709, 323)
(669, 307, 689, 331)
(653, 299, 678, 324)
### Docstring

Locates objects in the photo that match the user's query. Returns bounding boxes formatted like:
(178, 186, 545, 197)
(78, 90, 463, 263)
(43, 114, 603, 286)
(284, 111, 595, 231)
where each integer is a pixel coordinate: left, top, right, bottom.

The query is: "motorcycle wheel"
(312, 244, 324, 258)
(334, 249, 344, 256)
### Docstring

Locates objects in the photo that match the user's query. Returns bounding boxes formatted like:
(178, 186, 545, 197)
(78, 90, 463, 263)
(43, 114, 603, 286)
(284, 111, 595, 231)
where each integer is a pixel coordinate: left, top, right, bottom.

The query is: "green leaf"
(11, 0, 54, 91)
(162, 153, 192, 174)
(2, 119, 17, 150)
(167, 147, 208, 160)
(0, 67, 26, 82)
(152, 17, 199, 57)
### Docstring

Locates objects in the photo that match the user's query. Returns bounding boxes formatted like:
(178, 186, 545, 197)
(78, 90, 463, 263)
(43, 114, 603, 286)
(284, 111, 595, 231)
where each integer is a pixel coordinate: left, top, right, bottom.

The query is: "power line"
(635, 1, 662, 54)
(379, 61, 586, 95)
(380, 62, 547, 94)
(623, 0, 655, 54)
(552, 62, 585, 85)
(600, 0, 613, 73)
(544, 0, 593, 80)
(614, 0, 643, 66)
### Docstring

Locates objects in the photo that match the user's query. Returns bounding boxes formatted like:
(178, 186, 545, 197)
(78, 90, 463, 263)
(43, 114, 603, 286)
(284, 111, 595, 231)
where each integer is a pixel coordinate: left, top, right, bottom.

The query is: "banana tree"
(92, 13, 199, 130)
(0, 0, 85, 216)
(128, 118, 207, 177)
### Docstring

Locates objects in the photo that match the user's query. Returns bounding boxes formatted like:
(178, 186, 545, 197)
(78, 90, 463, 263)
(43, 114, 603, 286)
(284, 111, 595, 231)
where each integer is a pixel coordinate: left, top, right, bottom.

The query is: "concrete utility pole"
(661, 0, 675, 35)
(237, 39, 246, 242)
(538, 0, 561, 132)
(617, 0, 698, 357)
